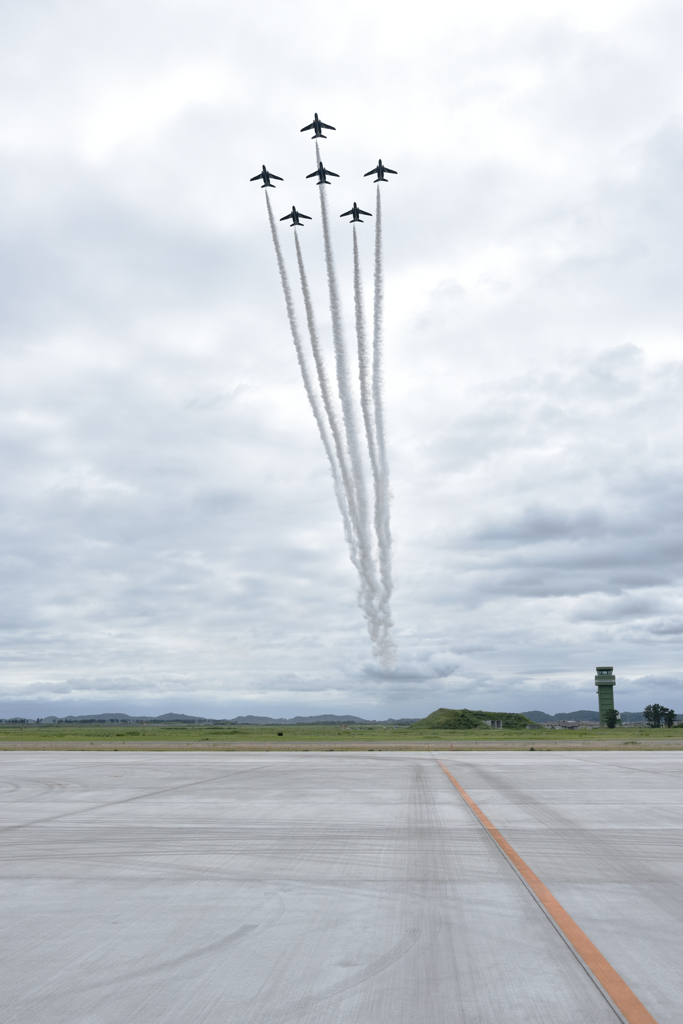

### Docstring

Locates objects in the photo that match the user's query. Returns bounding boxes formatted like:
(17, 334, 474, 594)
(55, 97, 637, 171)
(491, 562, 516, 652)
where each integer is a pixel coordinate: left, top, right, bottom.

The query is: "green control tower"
(595, 666, 616, 726)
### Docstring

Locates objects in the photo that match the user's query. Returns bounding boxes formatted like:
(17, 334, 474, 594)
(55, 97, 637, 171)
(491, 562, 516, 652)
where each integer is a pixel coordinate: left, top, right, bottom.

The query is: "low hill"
(413, 707, 535, 730)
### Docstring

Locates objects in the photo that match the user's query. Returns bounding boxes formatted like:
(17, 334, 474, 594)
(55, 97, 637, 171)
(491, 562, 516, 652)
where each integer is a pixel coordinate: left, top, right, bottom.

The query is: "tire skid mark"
(0, 760, 283, 835)
(248, 869, 443, 1024)
(4, 892, 287, 1022)
(257, 925, 426, 1024)
(576, 755, 683, 782)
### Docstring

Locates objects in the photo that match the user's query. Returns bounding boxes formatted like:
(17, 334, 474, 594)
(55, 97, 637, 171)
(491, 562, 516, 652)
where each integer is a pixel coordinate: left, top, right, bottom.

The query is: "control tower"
(595, 666, 616, 726)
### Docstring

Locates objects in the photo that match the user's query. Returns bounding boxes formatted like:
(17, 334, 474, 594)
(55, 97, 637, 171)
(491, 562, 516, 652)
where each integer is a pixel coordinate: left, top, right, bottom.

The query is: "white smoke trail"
(315, 143, 385, 653)
(372, 184, 396, 667)
(292, 224, 378, 628)
(352, 222, 380, 485)
(351, 222, 395, 658)
(293, 229, 359, 539)
(264, 191, 357, 563)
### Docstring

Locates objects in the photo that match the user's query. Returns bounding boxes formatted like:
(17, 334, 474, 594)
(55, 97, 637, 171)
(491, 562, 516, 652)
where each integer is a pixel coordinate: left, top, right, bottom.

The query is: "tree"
(644, 704, 669, 728)
(604, 709, 620, 729)
(664, 708, 677, 728)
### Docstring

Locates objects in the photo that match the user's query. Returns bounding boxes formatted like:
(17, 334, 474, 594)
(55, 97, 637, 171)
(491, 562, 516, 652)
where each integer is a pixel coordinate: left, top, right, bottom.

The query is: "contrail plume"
(372, 184, 396, 666)
(293, 229, 383, 641)
(291, 223, 378, 632)
(259, 157, 396, 666)
(352, 222, 380, 485)
(315, 142, 385, 651)
(293, 229, 358, 535)
(315, 146, 367, 499)
(264, 191, 357, 565)
(352, 221, 394, 656)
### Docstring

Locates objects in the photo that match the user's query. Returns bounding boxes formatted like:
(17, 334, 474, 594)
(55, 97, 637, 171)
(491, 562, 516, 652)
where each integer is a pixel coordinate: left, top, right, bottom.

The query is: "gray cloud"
(1, 0, 683, 719)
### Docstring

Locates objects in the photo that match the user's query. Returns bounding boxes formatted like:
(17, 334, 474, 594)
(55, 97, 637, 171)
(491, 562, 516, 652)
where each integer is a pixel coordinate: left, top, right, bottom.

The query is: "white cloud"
(80, 65, 231, 162)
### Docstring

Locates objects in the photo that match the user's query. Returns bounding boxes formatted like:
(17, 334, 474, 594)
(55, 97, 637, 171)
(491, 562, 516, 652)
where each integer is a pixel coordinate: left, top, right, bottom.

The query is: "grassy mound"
(413, 707, 535, 730)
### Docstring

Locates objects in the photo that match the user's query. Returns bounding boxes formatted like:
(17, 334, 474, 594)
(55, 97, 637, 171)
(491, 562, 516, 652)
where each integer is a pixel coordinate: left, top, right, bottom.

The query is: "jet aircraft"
(300, 113, 336, 139)
(306, 161, 339, 185)
(340, 203, 372, 224)
(280, 206, 312, 227)
(249, 165, 284, 188)
(364, 160, 397, 183)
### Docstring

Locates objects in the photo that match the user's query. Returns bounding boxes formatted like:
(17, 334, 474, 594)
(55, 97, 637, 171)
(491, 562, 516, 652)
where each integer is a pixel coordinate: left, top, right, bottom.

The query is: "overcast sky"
(2, 0, 683, 719)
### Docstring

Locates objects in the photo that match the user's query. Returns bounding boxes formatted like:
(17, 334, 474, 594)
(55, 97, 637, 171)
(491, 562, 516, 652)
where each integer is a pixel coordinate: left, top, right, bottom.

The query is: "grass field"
(1, 722, 682, 750)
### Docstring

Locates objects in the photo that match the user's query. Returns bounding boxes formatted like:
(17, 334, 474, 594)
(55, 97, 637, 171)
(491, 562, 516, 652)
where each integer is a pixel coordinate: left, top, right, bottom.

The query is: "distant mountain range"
(524, 710, 645, 724)
(34, 712, 214, 724)
(3, 709, 651, 726)
(5, 712, 420, 725)
(229, 714, 418, 725)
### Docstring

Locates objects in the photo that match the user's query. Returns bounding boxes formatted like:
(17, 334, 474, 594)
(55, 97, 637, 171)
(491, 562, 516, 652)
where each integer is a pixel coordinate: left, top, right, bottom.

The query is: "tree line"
(604, 704, 677, 728)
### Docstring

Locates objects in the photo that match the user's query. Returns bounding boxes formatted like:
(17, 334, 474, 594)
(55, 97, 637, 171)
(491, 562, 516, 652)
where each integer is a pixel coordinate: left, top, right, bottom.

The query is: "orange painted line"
(438, 761, 658, 1024)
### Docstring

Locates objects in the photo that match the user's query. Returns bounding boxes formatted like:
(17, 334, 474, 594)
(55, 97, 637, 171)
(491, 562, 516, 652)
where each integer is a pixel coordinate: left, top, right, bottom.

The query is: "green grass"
(0, 723, 411, 743)
(0, 722, 680, 746)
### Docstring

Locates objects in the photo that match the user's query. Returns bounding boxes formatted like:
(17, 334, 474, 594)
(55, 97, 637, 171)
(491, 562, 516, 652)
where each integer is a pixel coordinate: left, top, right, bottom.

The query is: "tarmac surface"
(1, 751, 681, 1023)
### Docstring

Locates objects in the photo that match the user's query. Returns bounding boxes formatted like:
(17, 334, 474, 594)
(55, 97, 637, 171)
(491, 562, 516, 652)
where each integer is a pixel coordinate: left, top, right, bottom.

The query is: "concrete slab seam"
(436, 760, 658, 1024)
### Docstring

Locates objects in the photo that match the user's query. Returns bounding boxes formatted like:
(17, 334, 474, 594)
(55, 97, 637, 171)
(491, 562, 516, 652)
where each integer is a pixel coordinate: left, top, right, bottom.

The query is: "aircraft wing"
(299, 212, 312, 219)
(326, 169, 340, 177)
(270, 173, 284, 181)
(300, 122, 315, 132)
(319, 121, 335, 130)
(305, 170, 320, 179)
(340, 209, 354, 218)
(358, 208, 372, 217)
(384, 167, 397, 174)
(250, 172, 265, 181)
(363, 167, 379, 177)
(279, 213, 294, 221)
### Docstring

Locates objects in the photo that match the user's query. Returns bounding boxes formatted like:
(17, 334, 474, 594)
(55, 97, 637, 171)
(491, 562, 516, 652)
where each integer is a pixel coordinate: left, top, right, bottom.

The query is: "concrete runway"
(1, 752, 681, 1023)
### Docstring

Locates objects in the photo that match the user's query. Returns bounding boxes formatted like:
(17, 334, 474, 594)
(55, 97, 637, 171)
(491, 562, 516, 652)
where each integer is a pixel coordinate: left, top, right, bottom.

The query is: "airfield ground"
(1, 750, 681, 1023)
